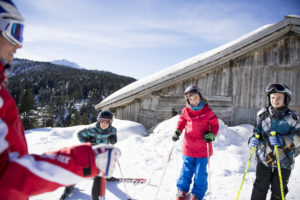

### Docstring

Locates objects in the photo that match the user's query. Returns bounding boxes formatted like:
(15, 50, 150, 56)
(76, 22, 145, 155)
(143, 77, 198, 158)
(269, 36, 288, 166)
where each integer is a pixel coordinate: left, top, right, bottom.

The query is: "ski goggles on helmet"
(99, 118, 111, 125)
(185, 92, 199, 99)
(0, 18, 24, 45)
(266, 83, 292, 96)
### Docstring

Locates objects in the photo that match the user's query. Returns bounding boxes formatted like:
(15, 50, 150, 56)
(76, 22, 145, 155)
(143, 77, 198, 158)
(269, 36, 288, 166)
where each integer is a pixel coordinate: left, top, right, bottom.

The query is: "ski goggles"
(266, 83, 292, 96)
(185, 92, 199, 99)
(99, 118, 111, 125)
(0, 18, 24, 45)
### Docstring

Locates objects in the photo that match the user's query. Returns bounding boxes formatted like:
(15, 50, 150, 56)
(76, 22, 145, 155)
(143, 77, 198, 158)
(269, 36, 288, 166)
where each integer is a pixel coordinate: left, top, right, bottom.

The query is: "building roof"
(96, 15, 300, 110)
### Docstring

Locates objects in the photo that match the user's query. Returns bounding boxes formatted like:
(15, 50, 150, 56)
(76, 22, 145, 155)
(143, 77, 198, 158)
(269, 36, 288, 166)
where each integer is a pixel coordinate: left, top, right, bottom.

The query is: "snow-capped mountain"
(51, 59, 84, 69)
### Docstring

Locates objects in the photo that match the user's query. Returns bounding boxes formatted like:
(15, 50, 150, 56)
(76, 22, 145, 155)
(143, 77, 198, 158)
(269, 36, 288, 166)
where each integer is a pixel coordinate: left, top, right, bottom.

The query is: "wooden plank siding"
(230, 32, 300, 124)
(96, 17, 300, 129)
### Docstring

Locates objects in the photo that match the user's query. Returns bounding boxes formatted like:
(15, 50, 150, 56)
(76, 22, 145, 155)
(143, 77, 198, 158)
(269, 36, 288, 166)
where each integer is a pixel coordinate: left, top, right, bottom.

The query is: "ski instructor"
(0, 1, 120, 199)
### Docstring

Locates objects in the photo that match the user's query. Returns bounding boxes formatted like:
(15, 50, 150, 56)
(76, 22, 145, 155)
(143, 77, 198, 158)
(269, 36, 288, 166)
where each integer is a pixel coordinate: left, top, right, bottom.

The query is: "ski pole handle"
(271, 131, 276, 136)
(255, 134, 260, 139)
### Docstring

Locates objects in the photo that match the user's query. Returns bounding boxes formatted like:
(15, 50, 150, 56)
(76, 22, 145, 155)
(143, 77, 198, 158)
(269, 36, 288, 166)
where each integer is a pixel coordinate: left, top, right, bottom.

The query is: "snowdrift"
(27, 116, 300, 200)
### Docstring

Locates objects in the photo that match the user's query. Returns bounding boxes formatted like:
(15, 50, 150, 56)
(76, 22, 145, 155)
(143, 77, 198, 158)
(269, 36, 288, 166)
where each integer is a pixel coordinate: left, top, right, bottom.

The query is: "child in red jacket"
(172, 85, 219, 200)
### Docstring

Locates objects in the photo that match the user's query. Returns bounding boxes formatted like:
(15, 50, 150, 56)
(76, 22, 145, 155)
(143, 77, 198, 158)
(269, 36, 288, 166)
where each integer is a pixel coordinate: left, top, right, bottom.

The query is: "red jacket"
(177, 104, 219, 158)
(0, 63, 99, 200)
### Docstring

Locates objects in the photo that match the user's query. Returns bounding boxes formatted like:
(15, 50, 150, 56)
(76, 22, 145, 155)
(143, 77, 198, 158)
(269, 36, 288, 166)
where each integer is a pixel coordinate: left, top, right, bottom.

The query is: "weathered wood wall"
(230, 32, 300, 124)
(112, 31, 300, 129)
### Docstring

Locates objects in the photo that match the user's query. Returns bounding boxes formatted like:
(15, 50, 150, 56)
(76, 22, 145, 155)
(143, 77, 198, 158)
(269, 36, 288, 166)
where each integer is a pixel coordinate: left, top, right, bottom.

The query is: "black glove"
(109, 135, 117, 145)
(203, 131, 216, 143)
(88, 136, 96, 144)
(172, 129, 181, 142)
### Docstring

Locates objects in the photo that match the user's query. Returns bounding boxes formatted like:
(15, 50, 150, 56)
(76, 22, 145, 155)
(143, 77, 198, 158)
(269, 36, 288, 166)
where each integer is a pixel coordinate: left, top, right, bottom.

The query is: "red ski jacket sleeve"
(0, 65, 100, 200)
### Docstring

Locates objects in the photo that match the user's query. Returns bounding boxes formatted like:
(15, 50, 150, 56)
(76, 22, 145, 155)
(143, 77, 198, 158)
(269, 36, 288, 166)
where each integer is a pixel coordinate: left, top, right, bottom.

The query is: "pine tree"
(42, 105, 54, 127)
(19, 89, 36, 130)
(81, 113, 89, 125)
(71, 110, 81, 126)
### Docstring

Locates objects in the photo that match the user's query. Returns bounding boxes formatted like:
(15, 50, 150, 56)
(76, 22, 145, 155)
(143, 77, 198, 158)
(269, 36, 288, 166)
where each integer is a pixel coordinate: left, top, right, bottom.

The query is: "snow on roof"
(97, 16, 300, 108)
(285, 15, 300, 19)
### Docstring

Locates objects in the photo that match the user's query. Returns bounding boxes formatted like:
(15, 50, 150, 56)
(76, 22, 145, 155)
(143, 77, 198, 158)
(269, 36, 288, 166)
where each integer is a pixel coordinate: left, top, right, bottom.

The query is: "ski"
(106, 177, 147, 184)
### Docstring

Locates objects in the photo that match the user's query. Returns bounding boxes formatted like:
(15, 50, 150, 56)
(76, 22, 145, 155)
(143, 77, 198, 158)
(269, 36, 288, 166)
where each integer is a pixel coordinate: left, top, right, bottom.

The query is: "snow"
(27, 117, 300, 200)
(285, 15, 300, 19)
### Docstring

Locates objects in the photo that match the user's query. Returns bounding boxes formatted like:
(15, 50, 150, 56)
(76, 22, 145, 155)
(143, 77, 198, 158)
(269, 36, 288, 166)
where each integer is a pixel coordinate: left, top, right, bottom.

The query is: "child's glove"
(172, 129, 181, 141)
(203, 131, 216, 143)
(93, 144, 121, 177)
(109, 135, 117, 145)
(269, 134, 285, 147)
(249, 136, 260, 148)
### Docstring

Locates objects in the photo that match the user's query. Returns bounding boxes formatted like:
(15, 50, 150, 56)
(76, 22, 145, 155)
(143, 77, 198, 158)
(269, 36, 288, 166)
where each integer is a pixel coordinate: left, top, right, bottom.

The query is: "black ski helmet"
(97, 110, 113, 122)
(266, 83, 292, 106)
(184, 85, 204, 103)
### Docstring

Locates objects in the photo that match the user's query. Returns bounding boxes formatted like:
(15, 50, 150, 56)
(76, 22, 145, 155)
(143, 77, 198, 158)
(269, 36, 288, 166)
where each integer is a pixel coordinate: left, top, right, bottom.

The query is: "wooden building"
(95, 16, 300, 129)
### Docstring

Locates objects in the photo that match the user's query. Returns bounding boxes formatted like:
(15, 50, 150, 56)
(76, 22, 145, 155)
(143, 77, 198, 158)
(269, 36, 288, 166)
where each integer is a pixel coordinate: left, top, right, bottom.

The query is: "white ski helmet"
(0, 0, 24, 73)
(184, 85, 205, 104)
(0, 0, 24, 46)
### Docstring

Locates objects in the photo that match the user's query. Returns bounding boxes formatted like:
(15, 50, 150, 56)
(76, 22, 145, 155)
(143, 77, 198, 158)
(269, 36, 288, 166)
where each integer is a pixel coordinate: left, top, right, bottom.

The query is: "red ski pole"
(99, 176, 106, 200)
(118, 161, 131, 200)
(154, 142, 175, 200)
(207, 125, 212, 200)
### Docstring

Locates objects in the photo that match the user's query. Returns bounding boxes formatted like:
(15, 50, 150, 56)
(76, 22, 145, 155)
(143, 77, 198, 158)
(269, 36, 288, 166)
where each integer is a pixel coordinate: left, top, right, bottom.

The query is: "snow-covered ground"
(27, 117, 300, 200)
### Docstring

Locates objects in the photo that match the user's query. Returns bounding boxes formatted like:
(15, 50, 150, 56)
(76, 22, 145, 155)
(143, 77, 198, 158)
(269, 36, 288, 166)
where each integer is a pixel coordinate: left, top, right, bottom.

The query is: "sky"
(14, 0, 300, 79)
(26, 117, 300, 199)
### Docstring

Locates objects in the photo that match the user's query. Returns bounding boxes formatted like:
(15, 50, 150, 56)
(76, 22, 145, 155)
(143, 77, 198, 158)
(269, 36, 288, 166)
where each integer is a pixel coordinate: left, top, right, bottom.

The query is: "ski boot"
(59, 194, 67, 200)
(190, 194, 201, 200)
(176, 190, 187, 200)
(59, 185, 75, 200)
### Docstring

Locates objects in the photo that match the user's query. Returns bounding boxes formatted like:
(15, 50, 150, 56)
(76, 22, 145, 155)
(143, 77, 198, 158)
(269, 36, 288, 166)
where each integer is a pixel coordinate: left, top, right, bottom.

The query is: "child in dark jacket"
(60, 110, 117, 200)
(77, 110, 117, 146)
(172, 86, 219, 200)
(248, 83, 300, 200)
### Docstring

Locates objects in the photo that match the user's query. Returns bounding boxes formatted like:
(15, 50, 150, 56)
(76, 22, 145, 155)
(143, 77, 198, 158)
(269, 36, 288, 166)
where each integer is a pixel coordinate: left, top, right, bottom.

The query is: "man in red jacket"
(0, 1, 120, 199)
(172, 85, 219, 200)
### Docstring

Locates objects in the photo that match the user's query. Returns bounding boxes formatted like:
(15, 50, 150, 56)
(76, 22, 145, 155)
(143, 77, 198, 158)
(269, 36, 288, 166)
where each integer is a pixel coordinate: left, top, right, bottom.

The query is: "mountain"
(7, 58, 136, 128)
(51, 59, 83, 69)
(27, 117, 300, 200)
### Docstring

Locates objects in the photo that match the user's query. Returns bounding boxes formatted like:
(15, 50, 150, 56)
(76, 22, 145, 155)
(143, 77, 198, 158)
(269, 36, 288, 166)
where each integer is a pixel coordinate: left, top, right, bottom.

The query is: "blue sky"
(14, 0, 300, 79)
